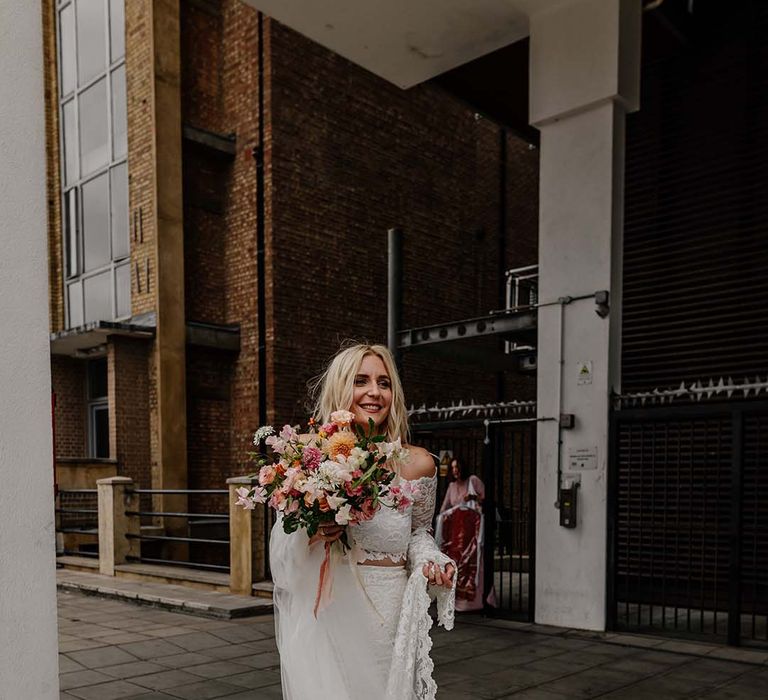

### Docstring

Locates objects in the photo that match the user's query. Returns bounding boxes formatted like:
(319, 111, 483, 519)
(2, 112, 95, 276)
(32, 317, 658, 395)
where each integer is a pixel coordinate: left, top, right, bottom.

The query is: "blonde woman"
(269, 343, 456, 700)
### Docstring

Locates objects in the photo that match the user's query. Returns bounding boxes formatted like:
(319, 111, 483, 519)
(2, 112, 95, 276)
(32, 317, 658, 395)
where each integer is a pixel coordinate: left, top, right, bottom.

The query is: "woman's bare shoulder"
(401, 444, 437, 480)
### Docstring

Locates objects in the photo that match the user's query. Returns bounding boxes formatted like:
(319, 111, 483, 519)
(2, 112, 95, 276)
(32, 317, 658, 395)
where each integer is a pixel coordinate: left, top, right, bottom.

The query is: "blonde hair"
(310, 343, 409, 443)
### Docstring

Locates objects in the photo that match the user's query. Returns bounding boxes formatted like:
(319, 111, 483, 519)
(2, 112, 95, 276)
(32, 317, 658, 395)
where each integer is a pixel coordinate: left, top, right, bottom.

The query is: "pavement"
(57, 588, 768, 700)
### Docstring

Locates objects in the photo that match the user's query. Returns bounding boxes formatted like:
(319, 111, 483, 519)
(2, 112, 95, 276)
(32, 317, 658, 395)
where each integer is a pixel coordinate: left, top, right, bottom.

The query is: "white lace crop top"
(349, 475, 437, 563)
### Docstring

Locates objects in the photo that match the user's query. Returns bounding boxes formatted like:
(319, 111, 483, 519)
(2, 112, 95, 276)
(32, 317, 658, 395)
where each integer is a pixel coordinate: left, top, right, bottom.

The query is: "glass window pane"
(67, 281, 83, 328)
(109, 0, 125, 62)
(87, 358, 108, 398)
(79, 77, 109, 176)
(111, 66, 126, 158)
(115, 262, 130, 318)
(82, 173, 110, 271)
(76, 0, 107, 86)
(110, 164, 128, 259)
(91, 405, 110, 458)
(64, 189, 79, 278)
(62, 99, 78, 186)
(83, 270, 112, 322)
(59, 5, 76, 96)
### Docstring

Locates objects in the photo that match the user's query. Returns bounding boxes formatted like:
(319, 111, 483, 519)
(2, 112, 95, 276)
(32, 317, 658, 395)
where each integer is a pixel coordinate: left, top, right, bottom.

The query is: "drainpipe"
(497, 128, 508, 401)
(254, 12, 268, 427)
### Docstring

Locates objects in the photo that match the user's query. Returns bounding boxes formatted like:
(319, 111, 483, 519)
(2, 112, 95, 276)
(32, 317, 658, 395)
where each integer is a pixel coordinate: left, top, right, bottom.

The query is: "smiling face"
(351, 353, 392, 432)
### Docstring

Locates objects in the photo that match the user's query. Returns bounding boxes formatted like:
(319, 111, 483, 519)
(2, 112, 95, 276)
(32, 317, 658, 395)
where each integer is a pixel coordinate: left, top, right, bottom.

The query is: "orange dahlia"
(327, 430, 356, 460)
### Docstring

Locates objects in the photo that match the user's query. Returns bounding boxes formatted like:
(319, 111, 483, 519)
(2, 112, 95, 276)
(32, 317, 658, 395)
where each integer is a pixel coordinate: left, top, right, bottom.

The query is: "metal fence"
(55, 488, 99, 558)
(609, 401, 768, 647)
(125, 489, 231, 573)
(412, 418, 536, 621)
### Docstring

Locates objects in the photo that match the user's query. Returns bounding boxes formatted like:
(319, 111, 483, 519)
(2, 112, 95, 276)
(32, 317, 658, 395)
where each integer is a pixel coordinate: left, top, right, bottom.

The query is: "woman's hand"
(309, 523, 344, 546)
(422, 561, 455, 589)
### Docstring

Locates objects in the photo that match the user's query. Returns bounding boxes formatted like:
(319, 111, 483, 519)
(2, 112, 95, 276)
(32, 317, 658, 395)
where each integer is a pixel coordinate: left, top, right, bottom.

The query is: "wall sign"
(577, 360, 593, 385)
(569, 447, 598, 470)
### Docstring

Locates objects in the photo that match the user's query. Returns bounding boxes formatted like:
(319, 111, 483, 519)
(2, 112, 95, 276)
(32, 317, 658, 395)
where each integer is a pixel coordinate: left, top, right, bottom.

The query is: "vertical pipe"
(255, 12, 267, 429)
(482, 421, 496, 610)
(387, 228, 403, 368)
(727, 410, 743, 646)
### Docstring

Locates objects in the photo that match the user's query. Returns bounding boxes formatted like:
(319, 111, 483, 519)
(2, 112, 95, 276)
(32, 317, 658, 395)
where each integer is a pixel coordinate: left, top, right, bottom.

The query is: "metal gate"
(412, 418, 536, 620)
(608, 401, 768, 647)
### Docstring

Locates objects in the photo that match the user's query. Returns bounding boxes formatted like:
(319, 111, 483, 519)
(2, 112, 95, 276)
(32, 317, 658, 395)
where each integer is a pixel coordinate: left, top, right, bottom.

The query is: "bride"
(269, 343, 456, 700)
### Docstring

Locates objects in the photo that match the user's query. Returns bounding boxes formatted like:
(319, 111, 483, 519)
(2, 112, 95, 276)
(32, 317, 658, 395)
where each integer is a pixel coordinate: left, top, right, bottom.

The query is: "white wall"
(531, 0, 640, 630)
(0, 1, 60, 697)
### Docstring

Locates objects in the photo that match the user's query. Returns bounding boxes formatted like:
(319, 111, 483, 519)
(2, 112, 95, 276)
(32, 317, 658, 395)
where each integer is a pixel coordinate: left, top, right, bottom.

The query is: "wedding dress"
(270, 473, 456, 700)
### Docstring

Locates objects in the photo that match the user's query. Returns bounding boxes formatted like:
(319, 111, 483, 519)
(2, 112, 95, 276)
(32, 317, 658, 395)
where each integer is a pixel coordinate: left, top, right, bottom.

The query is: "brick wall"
(125, 0, 157, 318)
(51, 356, 86, 458)
(267, 22, 539, 424)
(109, 337, 151, 486)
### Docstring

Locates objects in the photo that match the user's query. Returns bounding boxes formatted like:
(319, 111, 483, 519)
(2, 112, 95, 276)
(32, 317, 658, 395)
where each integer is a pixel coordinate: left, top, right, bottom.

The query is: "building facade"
(43, 0, 538, 553)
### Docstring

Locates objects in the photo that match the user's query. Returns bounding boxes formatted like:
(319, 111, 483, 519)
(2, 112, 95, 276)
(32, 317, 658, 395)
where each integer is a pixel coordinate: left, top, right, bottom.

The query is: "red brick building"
(44, 0, 538, 530)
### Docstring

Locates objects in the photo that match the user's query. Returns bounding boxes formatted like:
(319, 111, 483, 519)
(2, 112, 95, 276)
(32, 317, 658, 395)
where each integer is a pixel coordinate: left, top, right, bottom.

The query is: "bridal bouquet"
(236, 410, 415, 532)
(235, 410, 415, 614)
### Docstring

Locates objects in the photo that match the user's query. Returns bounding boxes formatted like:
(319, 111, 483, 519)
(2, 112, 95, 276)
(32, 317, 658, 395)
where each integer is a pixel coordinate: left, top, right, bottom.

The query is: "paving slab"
(58, 589, 768, 699)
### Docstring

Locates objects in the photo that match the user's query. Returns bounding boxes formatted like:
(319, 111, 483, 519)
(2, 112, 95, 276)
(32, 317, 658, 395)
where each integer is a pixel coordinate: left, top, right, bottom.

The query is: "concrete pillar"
(530, 0, 641, 630)
(151, 0, 188, 542)
(0, 2, 60, 696)
(228, 477, 266, 595)
(97, 477, 140, 576)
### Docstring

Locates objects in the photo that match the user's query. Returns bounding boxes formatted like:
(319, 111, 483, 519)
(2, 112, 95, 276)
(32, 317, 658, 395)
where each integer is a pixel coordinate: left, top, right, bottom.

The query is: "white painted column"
(531, 0, 641, 630)
(0, 1, 60, 697)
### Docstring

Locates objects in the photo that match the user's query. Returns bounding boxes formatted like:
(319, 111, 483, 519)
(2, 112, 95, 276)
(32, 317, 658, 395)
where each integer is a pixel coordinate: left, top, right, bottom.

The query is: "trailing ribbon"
(313, 541, 334, 618)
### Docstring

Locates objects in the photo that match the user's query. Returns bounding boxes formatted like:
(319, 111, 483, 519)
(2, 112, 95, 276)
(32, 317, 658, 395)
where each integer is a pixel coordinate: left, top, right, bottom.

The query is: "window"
(87, 358, 109, 458)
(57, 0, 129, 328)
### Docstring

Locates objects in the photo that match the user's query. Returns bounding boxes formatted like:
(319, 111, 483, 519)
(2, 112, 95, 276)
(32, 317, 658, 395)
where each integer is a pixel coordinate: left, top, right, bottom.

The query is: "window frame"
(56, 0, 130, 328)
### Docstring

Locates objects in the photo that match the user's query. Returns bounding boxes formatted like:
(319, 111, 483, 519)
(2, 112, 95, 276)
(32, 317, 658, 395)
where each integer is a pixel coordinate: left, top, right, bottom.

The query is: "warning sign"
(577, 361, 593, 385)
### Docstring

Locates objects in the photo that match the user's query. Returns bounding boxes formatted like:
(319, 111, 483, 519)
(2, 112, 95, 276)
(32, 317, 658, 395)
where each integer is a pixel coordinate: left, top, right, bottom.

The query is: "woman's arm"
(405, 446, 455, 588)
(439, 482, 454, 513)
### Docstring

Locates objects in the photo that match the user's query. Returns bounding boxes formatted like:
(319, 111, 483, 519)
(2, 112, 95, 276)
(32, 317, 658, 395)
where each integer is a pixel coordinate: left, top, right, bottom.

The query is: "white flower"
(279, 424, 299, 442)
(235, 486, 266, 510)
(377, 438, 408, 463)
(336, 447, 368, 471)
(330, 410, 355, 426)
(335, 503, 353, 525)
(326, 494, 347, 510)
(317, 460, 353, 485)
(253, 426, 275, 444)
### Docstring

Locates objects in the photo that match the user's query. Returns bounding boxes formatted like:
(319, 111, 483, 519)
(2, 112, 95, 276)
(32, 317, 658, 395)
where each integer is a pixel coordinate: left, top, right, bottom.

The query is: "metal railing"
(55, 488, 99, 558)
(505, 264, 538, 311)
(125, 488, 231, 573)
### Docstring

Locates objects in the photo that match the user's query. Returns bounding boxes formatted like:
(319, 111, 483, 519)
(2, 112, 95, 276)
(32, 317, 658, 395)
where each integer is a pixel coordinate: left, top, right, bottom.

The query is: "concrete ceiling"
(241, 0, 552, 89)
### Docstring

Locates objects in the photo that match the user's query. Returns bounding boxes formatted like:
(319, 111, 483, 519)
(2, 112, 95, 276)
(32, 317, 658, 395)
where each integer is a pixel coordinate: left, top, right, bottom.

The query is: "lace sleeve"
(411, 475, 438, 533)
(407, 474, 456, 630)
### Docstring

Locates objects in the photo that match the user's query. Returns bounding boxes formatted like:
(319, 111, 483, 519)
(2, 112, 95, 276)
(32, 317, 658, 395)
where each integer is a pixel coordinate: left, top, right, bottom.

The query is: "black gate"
(609, 401, 768, 647)
(412, 418, 536, 621)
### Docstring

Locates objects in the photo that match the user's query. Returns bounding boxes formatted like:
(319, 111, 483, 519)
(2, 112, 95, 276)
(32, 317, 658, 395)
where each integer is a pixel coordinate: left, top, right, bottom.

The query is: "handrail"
(132, 489, 228, 495)
(125, 510, 229, 520)
(126, 533, 229, 546)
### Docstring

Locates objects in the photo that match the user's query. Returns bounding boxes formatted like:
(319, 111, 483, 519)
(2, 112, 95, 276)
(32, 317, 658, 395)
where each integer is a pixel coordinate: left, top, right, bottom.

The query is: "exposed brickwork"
(125, 0, 157, 318)
(46, 2, 539, 521)
(51, 356, 86, 458)
(267, 22, 539, 423)
(108, 337, 152, 487)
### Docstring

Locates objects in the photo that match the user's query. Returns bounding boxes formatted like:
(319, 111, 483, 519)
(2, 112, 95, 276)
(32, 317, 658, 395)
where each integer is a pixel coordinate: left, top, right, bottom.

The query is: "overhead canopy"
(240, 0, 554, 89)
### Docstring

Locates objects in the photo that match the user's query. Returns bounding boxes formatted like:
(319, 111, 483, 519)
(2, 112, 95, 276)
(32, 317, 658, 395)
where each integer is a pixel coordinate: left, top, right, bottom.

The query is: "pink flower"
(286, 499, 300, 514)
(279, 424, 299, 442)
(269, 491, 286, 511)
(259, 465, 277, 485)
(396, 496, 412, 512)
(280, 467, 301, 493)
(330, 410, 355, 427)
(302, 446, 323, 471)
(265, 435, 287, 454)
(357, 498, 377, 521)
(320, 422, 338, 438)
(344, 482, 363, 497)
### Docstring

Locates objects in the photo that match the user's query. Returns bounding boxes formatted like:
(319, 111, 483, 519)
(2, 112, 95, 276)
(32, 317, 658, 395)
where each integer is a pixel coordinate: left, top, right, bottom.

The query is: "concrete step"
(57, 568, 273, 619)
(57, 555, 274, 599)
